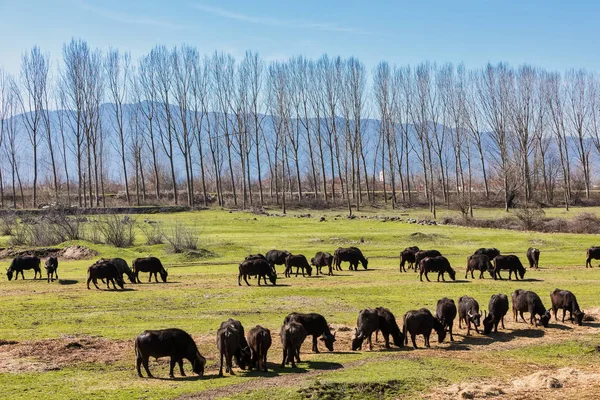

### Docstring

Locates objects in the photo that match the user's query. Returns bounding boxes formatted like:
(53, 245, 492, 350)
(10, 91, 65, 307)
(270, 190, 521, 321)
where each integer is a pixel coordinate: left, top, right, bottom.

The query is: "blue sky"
(0, 0, 598, 75)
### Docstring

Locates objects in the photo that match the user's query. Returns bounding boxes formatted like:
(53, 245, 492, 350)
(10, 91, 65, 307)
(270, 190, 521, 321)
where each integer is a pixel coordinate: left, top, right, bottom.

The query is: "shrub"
(515, 206, 545, 231)
(139, 222, 164, 245)
(96, 215, 136, 248)
(0, 213, 17, 236)
(164, 223, 198, 253)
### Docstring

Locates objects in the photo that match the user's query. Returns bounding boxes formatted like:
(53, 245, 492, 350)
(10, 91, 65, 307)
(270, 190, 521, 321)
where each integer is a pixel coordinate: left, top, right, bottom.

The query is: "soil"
(0, 245, 98, 261)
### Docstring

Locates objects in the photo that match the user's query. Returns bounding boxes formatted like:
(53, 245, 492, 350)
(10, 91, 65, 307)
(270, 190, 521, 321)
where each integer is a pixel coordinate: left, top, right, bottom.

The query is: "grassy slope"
(0, 207, 599, 399)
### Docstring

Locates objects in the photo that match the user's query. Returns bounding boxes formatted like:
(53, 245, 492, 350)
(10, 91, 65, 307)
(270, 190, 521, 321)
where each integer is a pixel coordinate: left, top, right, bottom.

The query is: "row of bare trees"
(1, 40, 599, 215)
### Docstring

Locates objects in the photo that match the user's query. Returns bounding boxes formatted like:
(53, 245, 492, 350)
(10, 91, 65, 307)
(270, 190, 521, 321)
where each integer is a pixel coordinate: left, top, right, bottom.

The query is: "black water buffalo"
(414, 250, 442, 271)
(216, 319, 251, 376)
(310, 251, 333, 276)
(87, 261, 124, 290)
(465, 254, 493, 279)
(352, 308, 379, 351)
(512, 289, 551, 327)
(473, 248, 501, 260)
(44, 256, 59, 283)
(527, 247, 540, 269)
(265, 250, 291, 271)
(399, 246, 420, 272)
(132, 257, 168, 283)
(458, 295, 482, 335)
(247, 325, 272, 372)
(492, 255, 526, 280)
(238, 259, 277, 286)
(402, 308, 446, 348)
(284, 254, 312, 278)
(419, 256, 456, 282)
(436, 298, 457, 341)
(482, 294, 509, 334)
(135, 328, 206, 378)
(6, 256, 42, 281)
(98, 257, 135, 283)
(374, 307, 404, 348)
(283, 312, 336, 353)
(280, 321, 307, 368)
(333, 247, 368, 271)
(585, 247, 600, 268)
(244, 254, 266, 262)
(550, 289, 585, 326)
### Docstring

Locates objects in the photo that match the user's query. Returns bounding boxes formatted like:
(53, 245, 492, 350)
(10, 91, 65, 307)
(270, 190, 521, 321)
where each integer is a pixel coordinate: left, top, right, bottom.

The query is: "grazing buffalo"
(87, 261, 124, 290)
(492, 255, 526, 280)
(374, 307, 404, 348)
(98, 258, 135, 283)
(473, 248, 501, 260)
(333, 247, 368, 271)
(244, 254, 266, 262)
(527, 248, 540, 269)
(483, 294, 509, 334)
(44, 256, 59, 283)
(399, 246, 420, 272)
(352, 308, 379, 351)
(247, 325, 272, 372)
(280, 321, 307, 368)
(458, 296, 482, 335)
(512, 289, 551, 327)
(419, 256, 456, 282)
(414, 250, 442, 271)
(135, 328, 206, 378)
(266, 250, 291, 271)
(550, 289, 585, 326)
(465, 254, 493, 279)
(216, 319, 251, 376)
(132, 257, 168, 283)
(310, 252, 333, 276)
(6, 256, 42, 281)
(283, 312, 336, 353)
(238, 259, 277, 286)
(436, 298, 457, 342)
(402, 308, 446, 348)
(284, 254, 312, 278)
(585, 247, 600, 268)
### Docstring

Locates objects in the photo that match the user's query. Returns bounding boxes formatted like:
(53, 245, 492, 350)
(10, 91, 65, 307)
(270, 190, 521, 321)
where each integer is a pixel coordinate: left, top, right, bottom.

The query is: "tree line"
(0, 39, 599, 215)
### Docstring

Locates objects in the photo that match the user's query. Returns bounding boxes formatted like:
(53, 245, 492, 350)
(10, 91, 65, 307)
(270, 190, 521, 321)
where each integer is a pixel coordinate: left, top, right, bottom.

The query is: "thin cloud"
(191, 3, 368, 34)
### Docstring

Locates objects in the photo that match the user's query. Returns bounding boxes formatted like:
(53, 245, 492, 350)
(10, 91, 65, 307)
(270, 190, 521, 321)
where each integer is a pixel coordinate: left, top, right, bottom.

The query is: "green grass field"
(1, 207, 599, 399)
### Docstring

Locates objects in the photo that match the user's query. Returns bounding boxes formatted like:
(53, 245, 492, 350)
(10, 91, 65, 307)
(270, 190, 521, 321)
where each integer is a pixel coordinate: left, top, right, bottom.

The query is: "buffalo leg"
(368, 334, 373, 351)
(501, 316, 505, 329)
(425, 272, 430, 282)
(148, 273, 152, 283)
(411, 334, 418, 349)
(238, 274, 242, 286)
(425, 333, 431, 348)
(496, 271, 502, 280)
(312, 335, 319, 353)
(257, 275, 262, 286)
(466, 321, 471, 336)
(552, 306, 558, 321)
(449, 324, 454, 341)
(136, 355, 143, 377)
(562, 309, 566, 323)
(142, 356, 153, 378)
(219, 351, 224, 376)
(169, 358, 176, 378)
(281, 346, 287, 368)
(154, 272, 159, 283)
(458, 316, 462, 329)
(20, 270, 25, 280)
(419, 271, 424, 282)
(244, 275, 251, 286)
(479, 270, 483, 279)
(262, 353, 267, 372)
(178, 359, 186, 376)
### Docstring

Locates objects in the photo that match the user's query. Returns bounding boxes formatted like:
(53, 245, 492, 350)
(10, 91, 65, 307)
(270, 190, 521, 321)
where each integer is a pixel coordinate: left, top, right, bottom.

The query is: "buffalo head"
(159, 269, 168, 283)
(539, 310, 551, 328)
(574, 310, 585, 326)
(319, 330, 336, 351)
(6, 268, 13, 281)
(351, 328, 364, 351)
(192, 351, 206, 376)
(482, 311, 494, 335)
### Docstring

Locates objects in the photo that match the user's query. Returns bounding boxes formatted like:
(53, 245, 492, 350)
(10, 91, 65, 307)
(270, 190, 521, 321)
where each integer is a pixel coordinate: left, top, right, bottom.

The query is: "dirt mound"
(0, 247, 62, 259)
(60, 245, 98, 260)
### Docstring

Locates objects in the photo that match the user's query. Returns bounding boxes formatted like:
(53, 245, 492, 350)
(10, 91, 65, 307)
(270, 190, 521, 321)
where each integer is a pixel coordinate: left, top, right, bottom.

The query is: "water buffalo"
(374, 307, 404, 348)
(135, 328, 206, 378)
(483, 294, 509, 334)
(465, 254, 493, 279)
(44, 256, 59, 283)
(399, 246, 420, 272)
(284, 254, 312, 278)
(527, 247, 540, 269)
(550, 289, 585, 326)
(512, 289, 551, 327)
(414, 250, 442, 271)
(238, 259, 277, 286)
(97, 257, 135, 283)
(6, 256, 42, 281)
(585, 247, 600, 268)
(402, 308, 446, 348)
(419, 256, 456, 282)
(473, 248, 501, 260)
(265, 250, 291, 271)
(333, 247, 368, 271)
(216, 319, 251, 376)
(132, 257, 168, 283)
(244, 254, 266, 262)
(458, 295, 482, 335)
(352, 308, 379, 351)
(87, 261, 124, 290)
(247, 325, 272, 372)
(492, 255, 526, 280)
(283, 312, 336, 353)
(310, 251, 333, 276)
(436, 297, 457, 341)
(280, 321, 307, 368)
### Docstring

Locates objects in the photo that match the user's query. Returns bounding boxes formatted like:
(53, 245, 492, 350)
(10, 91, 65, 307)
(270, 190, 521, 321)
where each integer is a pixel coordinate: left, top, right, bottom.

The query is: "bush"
(568, 212, 600, 234)
(0, 213, 17, 236)
(164, 223, 198, 253)
(139, 222, 164, 245)
(515, 206, 545, 231)
(96, 215, 136, 248)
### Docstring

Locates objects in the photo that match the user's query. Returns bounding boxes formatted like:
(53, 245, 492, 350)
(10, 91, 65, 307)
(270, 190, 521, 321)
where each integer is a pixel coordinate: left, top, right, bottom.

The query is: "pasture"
(1, 207, 600, 399)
